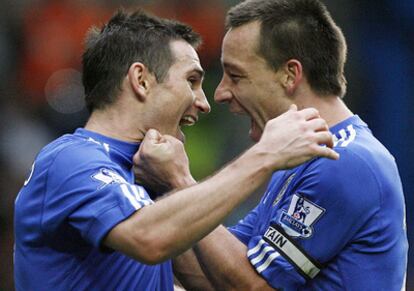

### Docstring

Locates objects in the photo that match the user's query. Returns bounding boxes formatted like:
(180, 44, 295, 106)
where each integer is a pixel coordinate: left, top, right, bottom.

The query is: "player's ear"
(281, 59, 303, 96)
(127, 62, 152, 102)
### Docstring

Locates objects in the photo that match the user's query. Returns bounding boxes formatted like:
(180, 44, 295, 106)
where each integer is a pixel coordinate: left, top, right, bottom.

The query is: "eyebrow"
(222, 61, 246, 74)
(192, 68, 205, 79)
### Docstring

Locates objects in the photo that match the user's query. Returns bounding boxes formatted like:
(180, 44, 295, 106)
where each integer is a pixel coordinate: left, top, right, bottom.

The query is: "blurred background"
(0, 0, 412, 289)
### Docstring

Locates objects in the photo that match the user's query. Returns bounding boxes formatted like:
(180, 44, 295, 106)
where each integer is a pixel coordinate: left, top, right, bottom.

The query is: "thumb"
(288, 104, 298, 111)
(133, 129, 162, 164)
(143, 129, 162, 144)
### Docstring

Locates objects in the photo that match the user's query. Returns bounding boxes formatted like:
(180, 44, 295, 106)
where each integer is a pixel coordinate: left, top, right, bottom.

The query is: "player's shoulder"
(310, 115, 391, 179)
(37, 132, 111, 169)
(296, 117, 389, 205)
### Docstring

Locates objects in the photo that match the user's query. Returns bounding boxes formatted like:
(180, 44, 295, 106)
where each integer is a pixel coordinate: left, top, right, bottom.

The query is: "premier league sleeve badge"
(279, 193, 325, 239)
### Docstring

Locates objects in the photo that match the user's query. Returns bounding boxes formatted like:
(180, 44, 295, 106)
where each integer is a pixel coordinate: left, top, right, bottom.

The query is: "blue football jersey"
(230, 116, 408, 290)
(14, 128, 173, 291)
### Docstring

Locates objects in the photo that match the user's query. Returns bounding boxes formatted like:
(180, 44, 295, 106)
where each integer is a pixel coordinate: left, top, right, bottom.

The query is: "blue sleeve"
(228, 204, 260, 245)
(247, 150, 381, 290)
(41, 143, 153, 248)
(229, 172, 283, 245)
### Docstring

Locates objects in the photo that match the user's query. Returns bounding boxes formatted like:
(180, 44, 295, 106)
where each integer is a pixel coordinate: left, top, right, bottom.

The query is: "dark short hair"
(82, 9, 201, 112)
(226, 0, 347, 97)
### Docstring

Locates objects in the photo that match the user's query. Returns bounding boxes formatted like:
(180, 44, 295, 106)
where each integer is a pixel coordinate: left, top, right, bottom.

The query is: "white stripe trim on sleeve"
(120, 184, 140, 210)
(130, 185, 144, 200)
(256, 251, 281, 273)
(131, 185, 147, 199)
(138, 186, 147, 199)
(247, 239, 266, 257)
(250, 245, 275, 265)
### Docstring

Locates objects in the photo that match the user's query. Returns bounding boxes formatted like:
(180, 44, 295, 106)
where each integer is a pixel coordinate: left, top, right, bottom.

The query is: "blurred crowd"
(0, 0, 413, 289)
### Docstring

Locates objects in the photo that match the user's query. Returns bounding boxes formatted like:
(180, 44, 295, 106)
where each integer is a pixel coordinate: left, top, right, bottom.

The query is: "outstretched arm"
(103, 107, 338, 265)
(104, 136, 275, 264)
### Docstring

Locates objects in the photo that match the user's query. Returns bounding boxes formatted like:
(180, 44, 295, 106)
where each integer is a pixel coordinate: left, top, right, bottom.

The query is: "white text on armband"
(263, 224, 322, 280)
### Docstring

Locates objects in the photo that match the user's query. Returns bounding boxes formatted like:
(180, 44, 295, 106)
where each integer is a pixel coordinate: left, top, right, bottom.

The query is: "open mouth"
(230, 102, 262, 141)
(179, 115, 197, 127)
(249, 117, 261, 141)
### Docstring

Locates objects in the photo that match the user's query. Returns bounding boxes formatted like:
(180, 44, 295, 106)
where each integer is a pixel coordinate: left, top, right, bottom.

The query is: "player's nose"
(195, 90, 211, 114)
(214, 79, 232, 104)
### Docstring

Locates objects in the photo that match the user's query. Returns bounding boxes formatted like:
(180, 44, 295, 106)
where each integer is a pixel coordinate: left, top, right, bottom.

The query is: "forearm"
(105, 145, 274, 263)
(106, 108, 338, 263)
(140, 146, 272, 253)
(194, 226, 276, 291)
(173, 249, 214, 291)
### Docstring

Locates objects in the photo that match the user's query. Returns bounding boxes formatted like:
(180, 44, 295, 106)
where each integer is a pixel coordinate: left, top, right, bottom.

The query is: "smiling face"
(215, 21, 292, 141)
(147, 40, 210, 141)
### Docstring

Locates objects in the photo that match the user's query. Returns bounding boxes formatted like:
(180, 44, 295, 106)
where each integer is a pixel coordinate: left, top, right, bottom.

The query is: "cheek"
(180, 88, 196, 110)
(235, 84, 260, 108)
(166, 94, 194, 124)
(232, 84, 248, 102)
(252, 81, 280, 106)
(164, 79, 199, 117)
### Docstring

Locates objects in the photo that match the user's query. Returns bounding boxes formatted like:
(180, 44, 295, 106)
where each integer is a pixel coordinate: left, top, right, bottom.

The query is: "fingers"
(307, 118, 329, 132)
(163, 134, 184, 145)
(143, 129, 162, 144)
(316, 146, 340, 160)
(142, 129, 184, 146)
(314, 131, 334, 148)
(134, 129, 164, 164)
(288, 104, 298, 111)
(299, 107, 320, 121)
(311, 131, 339, 160)
(324, 133, 334, 149)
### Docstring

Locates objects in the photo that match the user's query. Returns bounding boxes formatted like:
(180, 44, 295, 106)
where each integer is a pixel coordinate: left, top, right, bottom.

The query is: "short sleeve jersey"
(14, 128, 173, 291)
(230, 116, 408, 290)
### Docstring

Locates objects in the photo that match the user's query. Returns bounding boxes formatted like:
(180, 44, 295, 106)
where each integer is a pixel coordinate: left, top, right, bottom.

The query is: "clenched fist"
(133, 129, 196, 197)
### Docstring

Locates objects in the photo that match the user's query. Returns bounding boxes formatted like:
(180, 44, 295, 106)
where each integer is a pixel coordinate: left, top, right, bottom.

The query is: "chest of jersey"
(255, 170, 297, 235)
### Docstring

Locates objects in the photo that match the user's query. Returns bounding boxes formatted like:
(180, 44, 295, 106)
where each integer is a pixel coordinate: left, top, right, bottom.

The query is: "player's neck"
(84, 106, 145, 143)
(297, 94, 353, 128)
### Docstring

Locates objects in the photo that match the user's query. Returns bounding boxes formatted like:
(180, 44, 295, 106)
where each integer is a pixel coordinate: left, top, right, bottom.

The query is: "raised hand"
(133, 129, 196, 196)
(254, 105, 339, 170)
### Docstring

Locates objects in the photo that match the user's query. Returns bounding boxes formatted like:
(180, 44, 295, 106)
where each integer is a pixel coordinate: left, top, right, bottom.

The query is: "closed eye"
(229, 73, 243, 83)
(187, 68, 204, 88)
(188, 72, 204, 87)
(188, 77, 198, 87)
(222, 62, 246, 84)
